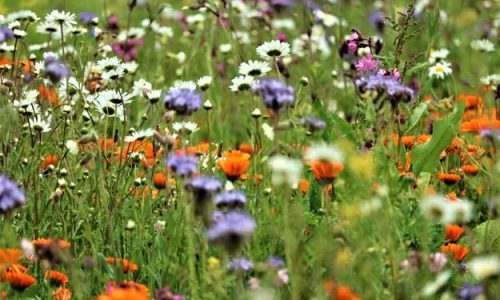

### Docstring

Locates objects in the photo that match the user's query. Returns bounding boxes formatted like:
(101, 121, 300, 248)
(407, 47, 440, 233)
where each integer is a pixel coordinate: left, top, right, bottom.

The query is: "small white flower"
(66, 140, 79, 155)
(219, 43, 232, 53)
(45, 10, 76, 28)
(154, 220, 166, 233)
(468, 256, 500, 281)
(36, 21, 58, 34)
(304, 143, 344, 162)
(428, 48, 449, 64)
(13, 29, 27, 38)
(230, 75, 255, 92)
(268, 155, 303, 188)
(96, 56, 122, 72)
(186, 14, 205, 25)
(126, 220, 136, 229)
(197, 76, 212, 91)
(239, 60, 271, 77)
(29, 114, 52, 133)
(256, 40, 291, 60)
(132, 79, 152, 97)
(314, 10, 340, 27)
(101, 66, 126, 81)
(146, 90, 162, 103)
(94, 89, 133, 105)
(422, 271, 451, 297)
(175, 51, 186, 64)
(262, 123, 274, 141)
(122, 61, 139, 74)
(428, 61, 452, 80)
(93, 98, 125, 121)
(170, 80, 196, 92)
(124, 128, 155, 142)
(470, 39, 495, 52)
(20, 239, 35, 258)
(172, 121, 199, 133)
(272, 19, 296, 30)
(480, 74, 500, 86)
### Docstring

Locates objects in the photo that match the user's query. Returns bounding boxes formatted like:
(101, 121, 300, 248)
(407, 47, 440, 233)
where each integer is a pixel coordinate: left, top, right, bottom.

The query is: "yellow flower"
(208, 257, 220, 270)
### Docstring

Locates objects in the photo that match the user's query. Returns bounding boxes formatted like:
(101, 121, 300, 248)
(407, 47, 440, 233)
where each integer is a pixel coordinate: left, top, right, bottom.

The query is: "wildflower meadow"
(0, 0, 499, 299)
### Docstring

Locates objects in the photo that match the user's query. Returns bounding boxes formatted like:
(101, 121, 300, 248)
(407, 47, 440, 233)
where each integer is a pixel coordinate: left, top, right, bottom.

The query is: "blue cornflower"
(79, 12, 97, 25)
(166, 152, 198, 177)
(458, 284, 484, 300)
(0, 27, 14, 43)
(300, 116, 326, 132)
(43, 52, 69, 84)
(266, 256, 285, 268)
(0, 175, 26, 213)
(163, 89, 202, 116)
(252, 78, 294, 113)
(227, 258, 254, 272)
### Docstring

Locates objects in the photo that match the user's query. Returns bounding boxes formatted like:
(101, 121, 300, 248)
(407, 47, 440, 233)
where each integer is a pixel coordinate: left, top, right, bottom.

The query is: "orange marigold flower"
(39, 85, 59, 105)
(300, 179, 310, 194)
(106, 258, 138, 273)
(0, 249, 22, 269)
(238, 143, 258, 155)
(41, 155, 59, 170)
(153, 173, 167, 189)
(441, 243, 469, 261)
(446, 192, 458, 202)
(307, 161, 344, 183)
(32, 238, 71, 249)
(217, 156, 251, 181)
(3, 271, 36, 290)
(417, 134, 431, 144)
(437, 172, 461, 185)
(457, 95, 483, 110)
(45, 270, 69, 286)
(335, 285, 362, 300)
(393, 135, 415, 148)
(460, 164, 480, 176)
(445, 224, 464, 242)
(97, 281, 149, 300)
(53, 287, 72, 300)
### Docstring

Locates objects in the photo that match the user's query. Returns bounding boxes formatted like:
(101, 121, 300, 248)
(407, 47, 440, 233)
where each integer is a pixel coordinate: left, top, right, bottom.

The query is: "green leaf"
(473, 219, 500, 253)
(405, 101, 430, 134)
(411, 102, 465, 176)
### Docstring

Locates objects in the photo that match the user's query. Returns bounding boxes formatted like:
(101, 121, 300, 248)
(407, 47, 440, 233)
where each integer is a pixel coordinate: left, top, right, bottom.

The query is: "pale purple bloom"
(228, 258, 254, 272)
(45, 62, 70, 83)
(207, 211, 255, 252)
(355, 54, 379, 73)
(355, 73, 415, 103)
(214, 191, 246, 209)
(369, 11, 386, 32)
(459, 284, 483, 300)
(428, 252, 447, 272)
(0, 27, 14, 43)
(266, 256, 285, 268)
(0, 175, 26, 213)
(166, 152, 198, 177)
(79, 12, 97, 25)
(300, 116, 326, 131)
(154, 285, 185, 300)
(186, 176, 222, 199)
(163, 89, 202, 116)
(252, 78, 294, 113)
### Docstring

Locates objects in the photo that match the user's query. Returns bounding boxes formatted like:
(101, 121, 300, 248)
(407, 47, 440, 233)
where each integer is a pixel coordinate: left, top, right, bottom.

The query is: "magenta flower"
(355, 54, 378, 73)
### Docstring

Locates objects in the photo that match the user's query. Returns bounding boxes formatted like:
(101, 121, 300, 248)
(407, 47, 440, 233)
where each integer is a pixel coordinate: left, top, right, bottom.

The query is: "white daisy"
(45, 10, 76, 28)
(262, 123, 275, 141)
(4, 10, 39, 23)
(186, 14, 205, 25)
(230, 75, 255, 92)
(146, 90, 162, 103)
(96, 56, 122, 72)
(8, 21, 21, 30)
(470, 39, 495, 52)
(101, 66, 126, 81)
(480, 74, 500, 86)
(428, 48, 449, 64)
(172, 121, 199, 133)
(122, 61, 139, 74)
(95, 89, 133, 105)
(13, 90, 39, 108)
(256, 40, 291, 60)
(239, 60, 271, 77)
(132, 79, 152, 97)
(36, 21, 59, 34)
(421, 271, 451, 297)
(94, 98, 125, 120)
(0, 43, 15, 53)
(428, 61, 452, 79)
(468, 256, 500, 281)
(124, 128, 155, 142)
(304, 143, 344, 162)
(197, 76, 212, 91)
(169, 80, 196, 92)
(233, 31, 251, 44)
(268, 155, 303, 188)
(29, 114, 52, 133)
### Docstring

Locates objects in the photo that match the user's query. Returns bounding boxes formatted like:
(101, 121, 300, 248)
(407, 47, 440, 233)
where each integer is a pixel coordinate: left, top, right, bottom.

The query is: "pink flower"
(355, 54, 378, 73)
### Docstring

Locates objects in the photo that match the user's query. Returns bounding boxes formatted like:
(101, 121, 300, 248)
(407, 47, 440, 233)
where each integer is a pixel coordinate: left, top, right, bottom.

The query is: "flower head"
(214, 191, 247, 209)
(163, 89, 202, 116)
(256, 40, 290, 60)
(166, 152, 198, 178)
(0, 175, 26, 214)
(252, 78, 294, 113)
(207, 211, 255, 252)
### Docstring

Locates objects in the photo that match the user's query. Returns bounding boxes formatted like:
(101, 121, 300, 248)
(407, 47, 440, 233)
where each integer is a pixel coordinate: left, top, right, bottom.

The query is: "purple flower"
(355, 54, 379, 73)
(300, 116, 326, 131)
(207, 211, 255, 252)
(166, 152, 198, 177)
(252, 78, 294, 113)
(186, 176, 222, 199)
(355, 73, 415, 104)
(266, 256, 285, 268)
(79, 12, 97, 25)
(111, 38, 143, 62)
(45, 62, 70, 84)
(458, 284, 484, 300)
(163, 89, 202, 116)
(214, 191, 246, 209)
(107, 14, 120, 35)
(369, 11, 386, 32)
(154, 286, 185, 300)
(0, 175, 26, 213)
(0, 27, 14, 43)
(228, 258, 254, 272)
